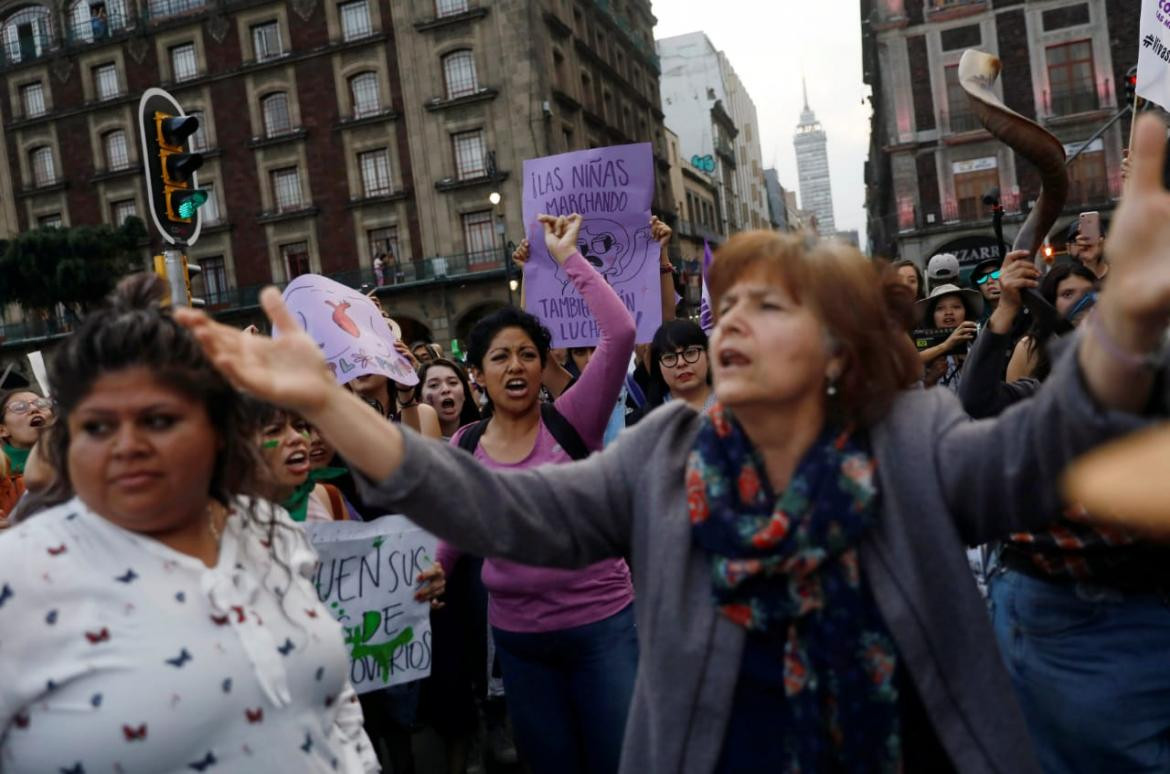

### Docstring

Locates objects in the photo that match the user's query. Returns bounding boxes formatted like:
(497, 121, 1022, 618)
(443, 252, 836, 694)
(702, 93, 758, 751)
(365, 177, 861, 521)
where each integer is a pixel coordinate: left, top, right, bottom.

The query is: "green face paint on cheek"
(261, 440, 279, 450)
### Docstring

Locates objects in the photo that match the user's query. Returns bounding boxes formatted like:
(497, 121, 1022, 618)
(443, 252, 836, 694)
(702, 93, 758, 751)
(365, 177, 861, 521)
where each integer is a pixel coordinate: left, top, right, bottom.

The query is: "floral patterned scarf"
(687, 402, 902, 772)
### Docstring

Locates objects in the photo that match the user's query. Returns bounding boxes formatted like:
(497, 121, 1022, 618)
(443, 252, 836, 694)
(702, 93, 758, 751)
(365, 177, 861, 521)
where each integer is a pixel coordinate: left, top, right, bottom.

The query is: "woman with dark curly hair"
(419, 215, 637, 774)
(0, 274, 377, 772)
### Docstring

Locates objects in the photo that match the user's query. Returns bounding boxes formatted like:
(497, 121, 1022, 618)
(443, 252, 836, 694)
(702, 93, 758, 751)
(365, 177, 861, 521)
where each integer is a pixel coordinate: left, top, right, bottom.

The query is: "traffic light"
(1124, 66, 1138, 106)
(151, 251, 204, 308)
(155, 113, 206, 222)
(139, 88, 206, 245)
(182, 256, 205, 308)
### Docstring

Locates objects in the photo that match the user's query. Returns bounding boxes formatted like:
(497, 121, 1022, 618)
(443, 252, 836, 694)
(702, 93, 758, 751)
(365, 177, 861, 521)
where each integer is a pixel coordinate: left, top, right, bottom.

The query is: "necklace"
(207, 502, 222, 543)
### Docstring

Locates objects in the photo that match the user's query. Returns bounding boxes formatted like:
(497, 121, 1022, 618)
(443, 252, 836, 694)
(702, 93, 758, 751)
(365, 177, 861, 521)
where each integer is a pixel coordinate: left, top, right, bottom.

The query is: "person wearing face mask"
(916, 284, 983, 392)
(419, 358, 481, 440)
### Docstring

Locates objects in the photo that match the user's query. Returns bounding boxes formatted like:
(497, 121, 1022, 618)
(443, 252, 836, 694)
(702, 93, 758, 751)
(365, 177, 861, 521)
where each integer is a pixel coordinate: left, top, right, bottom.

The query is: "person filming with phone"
(1068, 212, 1108, 280)
(915, 285, 983, 392)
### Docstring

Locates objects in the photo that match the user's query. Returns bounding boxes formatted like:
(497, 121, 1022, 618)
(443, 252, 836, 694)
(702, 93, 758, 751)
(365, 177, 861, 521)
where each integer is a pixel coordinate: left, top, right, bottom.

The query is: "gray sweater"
(356, 343, 1148, 774)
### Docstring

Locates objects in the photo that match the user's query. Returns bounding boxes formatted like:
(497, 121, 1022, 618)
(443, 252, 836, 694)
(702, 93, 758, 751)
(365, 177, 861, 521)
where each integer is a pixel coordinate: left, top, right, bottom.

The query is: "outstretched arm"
(938, 115, 1170, 543)
(175, 214, 603, 484)
(957, 251, 1041, 418)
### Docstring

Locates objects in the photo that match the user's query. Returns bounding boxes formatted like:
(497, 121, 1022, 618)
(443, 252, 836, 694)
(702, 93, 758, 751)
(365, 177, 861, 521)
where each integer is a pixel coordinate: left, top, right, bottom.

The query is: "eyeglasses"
(660, 346, 705, 368)
(4, 398, 53, 417)
(975, 270, 1002, 286)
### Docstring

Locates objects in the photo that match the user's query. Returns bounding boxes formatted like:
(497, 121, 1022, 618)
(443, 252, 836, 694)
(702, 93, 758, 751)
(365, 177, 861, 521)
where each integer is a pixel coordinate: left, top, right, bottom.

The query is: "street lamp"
(489, 191, 501, 206)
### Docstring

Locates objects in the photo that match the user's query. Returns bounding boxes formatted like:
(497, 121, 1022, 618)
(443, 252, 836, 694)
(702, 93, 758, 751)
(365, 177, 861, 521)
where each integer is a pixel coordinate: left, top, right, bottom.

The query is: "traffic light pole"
(163, 245, 189, 308)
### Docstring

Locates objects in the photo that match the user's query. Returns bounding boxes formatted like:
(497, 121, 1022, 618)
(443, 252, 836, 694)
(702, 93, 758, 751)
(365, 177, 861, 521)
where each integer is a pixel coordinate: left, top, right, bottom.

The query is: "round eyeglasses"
(4, 397, 54, 417)
(660, 346, 705, 368)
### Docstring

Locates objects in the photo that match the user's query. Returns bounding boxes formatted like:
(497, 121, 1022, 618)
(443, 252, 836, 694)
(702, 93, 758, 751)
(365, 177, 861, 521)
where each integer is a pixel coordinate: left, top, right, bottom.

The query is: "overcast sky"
(653, 0, 870, 244)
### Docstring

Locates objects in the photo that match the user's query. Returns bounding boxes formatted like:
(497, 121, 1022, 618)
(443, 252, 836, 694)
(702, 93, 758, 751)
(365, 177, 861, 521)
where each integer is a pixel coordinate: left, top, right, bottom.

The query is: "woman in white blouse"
(0, 275, 379, 773)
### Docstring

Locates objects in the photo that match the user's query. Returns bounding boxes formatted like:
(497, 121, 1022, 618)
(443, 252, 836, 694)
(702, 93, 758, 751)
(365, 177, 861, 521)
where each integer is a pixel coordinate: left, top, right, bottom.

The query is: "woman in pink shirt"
(439, 214, 637, 773)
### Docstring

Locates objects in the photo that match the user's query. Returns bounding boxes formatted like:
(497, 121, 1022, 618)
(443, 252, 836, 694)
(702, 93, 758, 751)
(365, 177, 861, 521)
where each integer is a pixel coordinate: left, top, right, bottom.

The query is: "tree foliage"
(0, 217, 147, 319)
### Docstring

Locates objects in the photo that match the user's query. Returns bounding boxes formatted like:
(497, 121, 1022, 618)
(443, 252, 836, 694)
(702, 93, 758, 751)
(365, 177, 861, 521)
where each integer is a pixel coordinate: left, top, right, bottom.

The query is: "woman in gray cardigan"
(178, 120, 1170, 774)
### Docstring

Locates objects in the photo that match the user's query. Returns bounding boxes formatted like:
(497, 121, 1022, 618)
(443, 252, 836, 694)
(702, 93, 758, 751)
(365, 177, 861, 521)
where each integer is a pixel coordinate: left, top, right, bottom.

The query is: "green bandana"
(280, 467, 347, 522)
(4, 445, 29, 475)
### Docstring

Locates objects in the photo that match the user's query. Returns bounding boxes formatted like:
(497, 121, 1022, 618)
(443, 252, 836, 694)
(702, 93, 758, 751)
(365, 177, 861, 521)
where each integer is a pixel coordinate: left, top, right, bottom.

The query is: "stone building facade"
(862, 0, 1136, 271)
(0, 0, 675, 350)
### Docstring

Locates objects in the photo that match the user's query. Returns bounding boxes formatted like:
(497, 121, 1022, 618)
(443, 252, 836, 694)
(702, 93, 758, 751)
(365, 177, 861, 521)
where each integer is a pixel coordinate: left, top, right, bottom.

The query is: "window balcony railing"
(1, 33, 55, 67)
(589, 0, 659, 72)
(0, 312, 77, 345)
(676, 219, 723, 244)
(941, 109, 983, 134)
(203, 253, 506, 312)
(714, 137, 735, 163)
(1046, 84, 1100, 117)
(26, 175, 63, 192)
(143, 0, 207, 21)
(66, 11, 132, 44)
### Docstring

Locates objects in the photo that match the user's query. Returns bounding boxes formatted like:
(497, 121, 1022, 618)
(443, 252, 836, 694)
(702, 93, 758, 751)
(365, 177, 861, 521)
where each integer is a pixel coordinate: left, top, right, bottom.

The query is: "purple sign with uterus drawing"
(282, 274, 418, 387)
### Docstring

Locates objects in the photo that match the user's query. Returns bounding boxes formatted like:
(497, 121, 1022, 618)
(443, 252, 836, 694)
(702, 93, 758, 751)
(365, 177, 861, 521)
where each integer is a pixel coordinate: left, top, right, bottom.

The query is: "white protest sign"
(1139, 0, 1170, 111)
(305, 516, 438, 693)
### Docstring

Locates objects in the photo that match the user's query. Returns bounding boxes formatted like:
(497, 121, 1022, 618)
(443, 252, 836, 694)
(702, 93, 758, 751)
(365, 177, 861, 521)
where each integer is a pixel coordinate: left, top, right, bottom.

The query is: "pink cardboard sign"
(282, 274, 418, 387)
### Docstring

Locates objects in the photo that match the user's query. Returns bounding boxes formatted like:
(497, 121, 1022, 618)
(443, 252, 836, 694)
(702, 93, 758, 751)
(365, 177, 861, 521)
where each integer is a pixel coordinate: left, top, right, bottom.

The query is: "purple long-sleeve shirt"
(438, 251, 636, 633)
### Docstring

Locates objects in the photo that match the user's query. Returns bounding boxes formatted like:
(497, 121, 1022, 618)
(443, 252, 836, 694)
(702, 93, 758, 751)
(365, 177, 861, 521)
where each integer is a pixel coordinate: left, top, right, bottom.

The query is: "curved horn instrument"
(959, 49, 1069, 258)
(960, 49, 1069, 330)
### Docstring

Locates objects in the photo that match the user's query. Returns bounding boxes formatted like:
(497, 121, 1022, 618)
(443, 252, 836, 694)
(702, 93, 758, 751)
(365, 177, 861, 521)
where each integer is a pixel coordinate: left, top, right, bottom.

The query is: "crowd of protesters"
(2, 114, 1170, 774)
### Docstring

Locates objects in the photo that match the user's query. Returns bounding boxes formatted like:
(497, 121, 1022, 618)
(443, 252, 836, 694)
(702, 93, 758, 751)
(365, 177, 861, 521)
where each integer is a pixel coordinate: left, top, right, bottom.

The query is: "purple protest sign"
(282, 274, 418, 387)
(522, 143, 660, 347)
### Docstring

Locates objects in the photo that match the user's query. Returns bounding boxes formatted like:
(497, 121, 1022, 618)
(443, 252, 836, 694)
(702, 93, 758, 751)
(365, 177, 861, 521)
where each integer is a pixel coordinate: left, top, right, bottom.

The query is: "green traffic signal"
(175, 190, 209, 219)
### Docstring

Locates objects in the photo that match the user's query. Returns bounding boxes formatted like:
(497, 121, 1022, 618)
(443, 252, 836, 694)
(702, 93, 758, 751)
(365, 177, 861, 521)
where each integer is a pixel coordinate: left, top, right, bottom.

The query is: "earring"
(826, 379, 838, 397)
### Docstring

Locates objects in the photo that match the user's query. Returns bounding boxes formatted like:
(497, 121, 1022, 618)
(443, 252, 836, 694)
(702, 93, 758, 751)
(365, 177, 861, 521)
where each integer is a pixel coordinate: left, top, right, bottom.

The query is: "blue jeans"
(990, 570, 1170, 773)
(492, 604, 638, 774)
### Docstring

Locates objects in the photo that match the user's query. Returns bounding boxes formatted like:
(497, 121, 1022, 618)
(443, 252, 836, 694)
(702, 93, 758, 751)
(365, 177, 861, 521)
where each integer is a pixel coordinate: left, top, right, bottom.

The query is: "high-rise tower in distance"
(794, 78, 836, 234)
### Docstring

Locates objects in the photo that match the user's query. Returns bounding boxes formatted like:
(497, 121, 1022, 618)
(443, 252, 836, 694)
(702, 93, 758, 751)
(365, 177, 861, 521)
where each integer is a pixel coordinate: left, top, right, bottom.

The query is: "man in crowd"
(969, 258, 1002, 324)
(926, 252, 960, 294)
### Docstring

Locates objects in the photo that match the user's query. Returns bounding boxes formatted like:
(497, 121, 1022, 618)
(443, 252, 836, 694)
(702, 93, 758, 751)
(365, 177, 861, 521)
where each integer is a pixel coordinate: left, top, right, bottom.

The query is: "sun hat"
(915, 283, 985, 327)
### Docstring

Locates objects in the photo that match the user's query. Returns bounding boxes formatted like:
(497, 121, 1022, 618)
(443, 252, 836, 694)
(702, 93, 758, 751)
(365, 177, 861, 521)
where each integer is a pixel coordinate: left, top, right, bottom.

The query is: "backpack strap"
(456, 407, 589, 461)
(539, 402, 590, 461)
(323, 483, 348, 521)
(456, 418, 492, 454)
